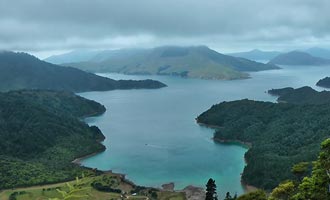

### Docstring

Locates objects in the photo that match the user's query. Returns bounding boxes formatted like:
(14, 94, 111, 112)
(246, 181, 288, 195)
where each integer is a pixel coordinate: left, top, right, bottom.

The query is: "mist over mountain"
(227, 49, 281, 61)
(304, 47, 330, 59)
(268, 51, 330, 66)
(48, 46, 279, 80)
(45, 50, 100, 64)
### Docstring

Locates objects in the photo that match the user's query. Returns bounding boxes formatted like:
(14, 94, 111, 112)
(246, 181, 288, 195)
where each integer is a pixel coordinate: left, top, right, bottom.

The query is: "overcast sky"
(1, 0, 330, 58)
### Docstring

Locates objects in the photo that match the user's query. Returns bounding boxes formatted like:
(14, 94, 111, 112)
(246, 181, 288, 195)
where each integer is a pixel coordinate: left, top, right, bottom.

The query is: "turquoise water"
(79, 65, 330, 196)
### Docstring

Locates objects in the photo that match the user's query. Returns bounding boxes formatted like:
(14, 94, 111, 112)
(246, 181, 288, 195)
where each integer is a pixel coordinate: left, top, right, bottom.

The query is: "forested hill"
(0, 90, 106, 189)
(197, 99, 330, 189)
(0, 51, 166, 92)
(268, 86, 330, 104)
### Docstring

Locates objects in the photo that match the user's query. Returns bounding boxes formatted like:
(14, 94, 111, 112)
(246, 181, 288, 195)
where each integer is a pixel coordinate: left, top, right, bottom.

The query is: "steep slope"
(228, 49, 281, 61)
(268, 51, 330, 65)
(0, 90, 106, 189)
(0, 51, 166, 92)
(65, 46, 279, 80)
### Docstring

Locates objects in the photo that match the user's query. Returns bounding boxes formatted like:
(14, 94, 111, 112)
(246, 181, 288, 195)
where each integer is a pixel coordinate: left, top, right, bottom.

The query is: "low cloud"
(1, 0, 330, 57)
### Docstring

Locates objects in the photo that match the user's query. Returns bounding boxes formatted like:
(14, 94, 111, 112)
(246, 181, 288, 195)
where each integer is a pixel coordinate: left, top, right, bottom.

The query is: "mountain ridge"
(0, 51, 166, 92)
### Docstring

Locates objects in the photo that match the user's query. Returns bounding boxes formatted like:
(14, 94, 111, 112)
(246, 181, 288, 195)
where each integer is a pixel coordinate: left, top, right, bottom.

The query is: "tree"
(291, 162, 310, 181)
(292, 139, 330, 200)
(269, 180, 295, 200)
(205, 178, 218, 200)
(224, 192, 232, 200)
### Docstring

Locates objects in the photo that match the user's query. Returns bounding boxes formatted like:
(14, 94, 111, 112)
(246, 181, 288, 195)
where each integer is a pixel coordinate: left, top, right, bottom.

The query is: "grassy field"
(0, 173, 186, 200)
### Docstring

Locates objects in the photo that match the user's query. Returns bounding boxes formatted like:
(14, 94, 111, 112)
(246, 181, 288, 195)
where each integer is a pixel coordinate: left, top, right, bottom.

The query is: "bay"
(79, 65, 330, 196)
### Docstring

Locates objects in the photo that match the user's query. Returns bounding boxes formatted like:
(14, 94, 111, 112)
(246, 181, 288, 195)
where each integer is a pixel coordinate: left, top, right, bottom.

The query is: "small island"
(316, 77, 330, 88)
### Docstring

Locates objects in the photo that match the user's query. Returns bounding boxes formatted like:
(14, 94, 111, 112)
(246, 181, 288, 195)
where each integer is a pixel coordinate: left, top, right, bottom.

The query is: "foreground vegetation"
(0, 173, 186, 200)
(197, 99, 330, 189)
(232, 138, 330, 200)
(0, 90, 107, 189)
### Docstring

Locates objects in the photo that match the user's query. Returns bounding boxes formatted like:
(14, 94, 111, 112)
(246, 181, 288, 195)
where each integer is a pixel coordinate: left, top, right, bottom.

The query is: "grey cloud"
(0, 0, 330, 56)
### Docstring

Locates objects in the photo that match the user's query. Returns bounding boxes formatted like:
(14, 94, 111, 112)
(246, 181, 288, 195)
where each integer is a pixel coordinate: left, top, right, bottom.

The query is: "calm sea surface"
(79, 65, 330, 195)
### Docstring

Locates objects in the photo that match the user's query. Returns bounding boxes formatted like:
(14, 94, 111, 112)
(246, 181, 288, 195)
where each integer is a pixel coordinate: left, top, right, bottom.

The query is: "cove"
(79, 65, 330, 196)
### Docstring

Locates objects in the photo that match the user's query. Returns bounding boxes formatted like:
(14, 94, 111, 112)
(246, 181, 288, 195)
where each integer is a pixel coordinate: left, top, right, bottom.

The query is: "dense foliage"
(263, 139, 330, 200)
(0, 90, 106, 189)
(197, 99, 330, 189)
(0, 51, 166, 92)
(237, 190, 267, 200)
(268, 86, 330, 105)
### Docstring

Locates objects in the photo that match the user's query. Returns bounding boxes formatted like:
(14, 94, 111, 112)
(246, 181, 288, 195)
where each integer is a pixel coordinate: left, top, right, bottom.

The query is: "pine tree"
(224, 192, 232, 200)
(205, 178, 218, 200)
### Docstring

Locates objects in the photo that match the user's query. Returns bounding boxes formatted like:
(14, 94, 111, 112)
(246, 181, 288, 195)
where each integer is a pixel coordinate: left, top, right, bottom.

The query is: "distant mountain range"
(305, 47, 330, 59)
(0, 51, 166, 92)
(227, 47, 330, 61)
(46, 46, 279, 80)
(268, 51, 330, 65)
(45, 49, 100, 64)
(227, 49, 281, 61)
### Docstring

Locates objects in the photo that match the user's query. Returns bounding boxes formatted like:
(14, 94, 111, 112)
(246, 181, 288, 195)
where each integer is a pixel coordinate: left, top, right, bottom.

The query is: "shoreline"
(71, 114, 256, 198)
(196, 120, 258, 193)
(212, 137, 252, 149)
(71, 151, 103, 165)
(196, 120, 223, 130)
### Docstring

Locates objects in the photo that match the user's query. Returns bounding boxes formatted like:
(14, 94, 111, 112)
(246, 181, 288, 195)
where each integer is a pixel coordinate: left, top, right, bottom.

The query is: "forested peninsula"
(0, 90, 106, 189)
(197, 87, 330, 190)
